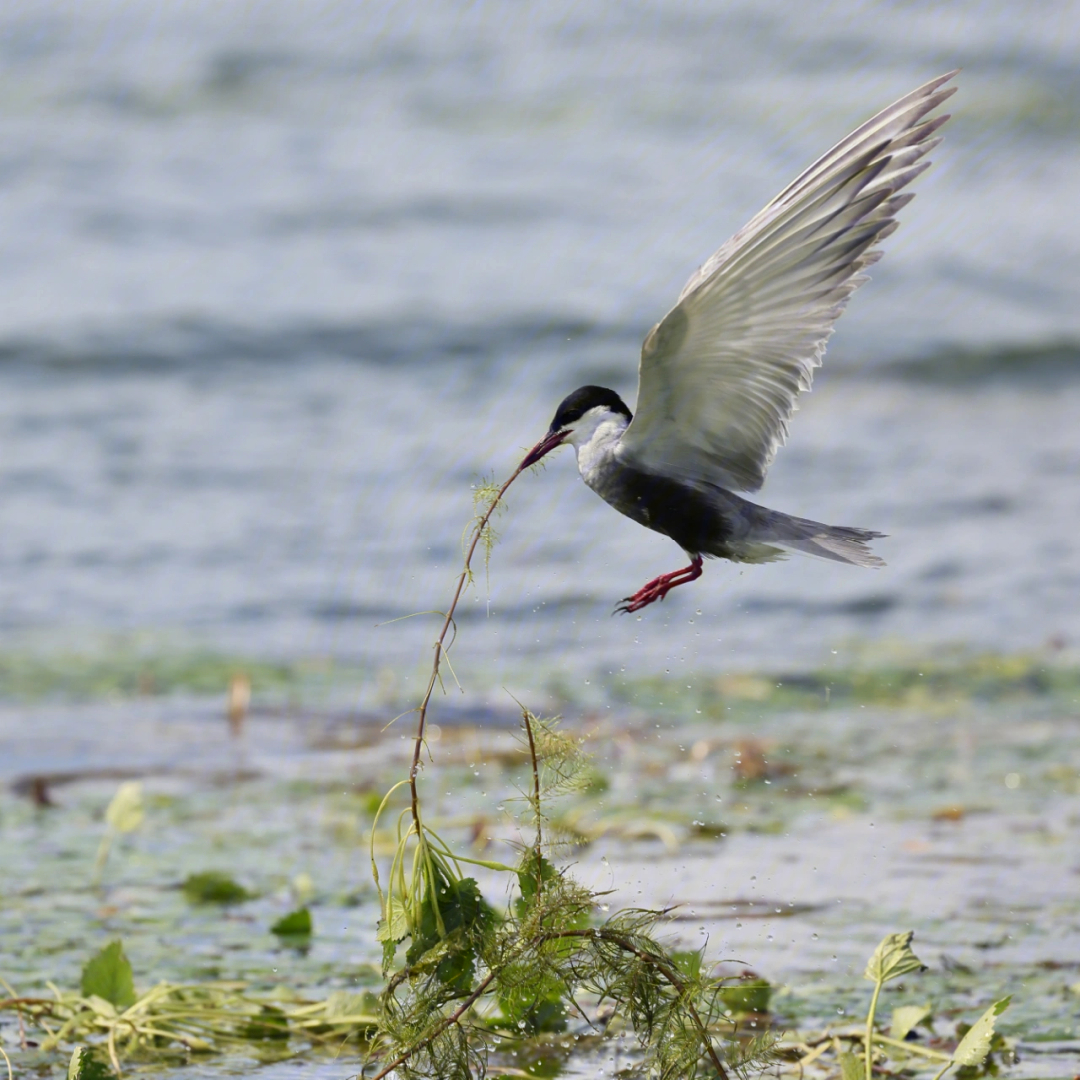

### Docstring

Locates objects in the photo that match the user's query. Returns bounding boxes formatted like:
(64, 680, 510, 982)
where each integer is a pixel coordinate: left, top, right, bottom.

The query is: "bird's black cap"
(549, 385, 632, 432)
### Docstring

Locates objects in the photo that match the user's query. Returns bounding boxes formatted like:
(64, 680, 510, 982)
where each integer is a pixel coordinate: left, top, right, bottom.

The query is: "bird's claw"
(613, 556, 704, 615)
(614, 587, 670, 615)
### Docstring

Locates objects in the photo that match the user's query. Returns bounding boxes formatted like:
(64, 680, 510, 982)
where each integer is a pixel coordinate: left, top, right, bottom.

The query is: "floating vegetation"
(615, 647, 1080, 715)
(270, 908, 313, 938)
(181, 872, 253, 906)
(1, 930, 1020, 1079)
(0, 646, 351, 703)
(777, 933, 1014, 1080)
(2, 939, 379, 1075)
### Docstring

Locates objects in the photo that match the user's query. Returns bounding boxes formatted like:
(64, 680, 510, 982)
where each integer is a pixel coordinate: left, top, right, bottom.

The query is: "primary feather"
(617, 71, 957, 493)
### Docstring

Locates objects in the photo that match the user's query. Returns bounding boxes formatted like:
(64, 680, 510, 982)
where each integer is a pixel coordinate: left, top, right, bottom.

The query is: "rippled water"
(1, 0, 1079, 690)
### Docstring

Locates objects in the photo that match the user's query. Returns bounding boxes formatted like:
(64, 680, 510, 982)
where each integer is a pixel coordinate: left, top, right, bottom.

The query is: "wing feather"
(619, 72, 956, 492)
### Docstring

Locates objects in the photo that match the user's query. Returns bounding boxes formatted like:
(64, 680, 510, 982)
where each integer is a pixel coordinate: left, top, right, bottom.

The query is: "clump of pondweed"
(364, 458, 777, 1080)
(368, 708, 764, 1080)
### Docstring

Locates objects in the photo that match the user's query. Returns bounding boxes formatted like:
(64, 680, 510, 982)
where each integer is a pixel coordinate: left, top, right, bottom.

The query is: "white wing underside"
(618, 72, 957, 493)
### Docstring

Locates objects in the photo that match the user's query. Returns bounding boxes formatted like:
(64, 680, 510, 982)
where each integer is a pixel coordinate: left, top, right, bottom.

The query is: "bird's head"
(520, 385, 633, 468)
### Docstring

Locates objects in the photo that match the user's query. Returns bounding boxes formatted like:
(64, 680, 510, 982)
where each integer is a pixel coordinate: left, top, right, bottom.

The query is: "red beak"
(520, 429, 569, 469)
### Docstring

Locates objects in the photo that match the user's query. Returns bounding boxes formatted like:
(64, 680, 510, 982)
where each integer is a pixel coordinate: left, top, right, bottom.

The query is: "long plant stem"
(865, 979, 883, 1080)
(408, 463, 527, 836)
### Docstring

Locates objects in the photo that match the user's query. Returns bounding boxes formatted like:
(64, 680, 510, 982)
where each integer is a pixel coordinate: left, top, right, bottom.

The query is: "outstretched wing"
(618, 72, 957, 493)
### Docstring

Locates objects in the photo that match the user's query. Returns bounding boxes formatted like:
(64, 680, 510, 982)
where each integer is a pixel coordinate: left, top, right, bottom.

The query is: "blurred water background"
(1, 0, 1079, 702)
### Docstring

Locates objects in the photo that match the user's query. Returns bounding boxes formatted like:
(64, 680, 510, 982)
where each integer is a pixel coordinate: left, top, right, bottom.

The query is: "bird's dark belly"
(598, 467, 734, 555)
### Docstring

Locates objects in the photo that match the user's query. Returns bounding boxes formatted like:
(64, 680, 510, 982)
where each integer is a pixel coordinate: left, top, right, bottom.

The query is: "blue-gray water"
(2, 0, 1080, 695)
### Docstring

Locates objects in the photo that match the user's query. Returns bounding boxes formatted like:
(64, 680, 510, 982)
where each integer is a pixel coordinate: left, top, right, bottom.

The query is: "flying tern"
(521, 72, 956, 613)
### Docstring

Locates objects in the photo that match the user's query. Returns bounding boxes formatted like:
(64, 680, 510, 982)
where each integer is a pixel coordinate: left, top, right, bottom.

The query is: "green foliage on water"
(80, 941, 136, 1010)
(182, 872, 252, 905)
(0, 645, 350, 701)
(718, 977, 772, 1016)
(613, 648, 1080, 716)
(68, 1047, 116, 1080)
(270, 907, 313, 937)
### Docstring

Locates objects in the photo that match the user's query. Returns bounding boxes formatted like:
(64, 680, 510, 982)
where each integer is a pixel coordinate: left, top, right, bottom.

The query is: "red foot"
(615, 555, 703, 614)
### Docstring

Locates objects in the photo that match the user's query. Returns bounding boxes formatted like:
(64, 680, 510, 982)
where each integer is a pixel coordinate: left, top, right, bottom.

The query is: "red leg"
(615, 555, 703, 614)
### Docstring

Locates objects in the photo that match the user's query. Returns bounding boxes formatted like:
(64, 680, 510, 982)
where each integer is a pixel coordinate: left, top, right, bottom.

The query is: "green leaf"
(80, 941, 136, 1009)
(182, 871, 251, 904)
(953, 997, 1011, 1067)
(864, 931, 925, 985)
(718, 978, 772, 1015)
(839, 1051, 864, 1080)
(104, 782, 143, 833)
(68, 1048, 115, 1080)
(270, 907, 312, 936)
(891, 1003, 933, 1040)
(376, 895, 409, 943)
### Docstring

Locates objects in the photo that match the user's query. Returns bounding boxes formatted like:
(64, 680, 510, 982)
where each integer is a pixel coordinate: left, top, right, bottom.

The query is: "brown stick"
(407, 463, 527, 835)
